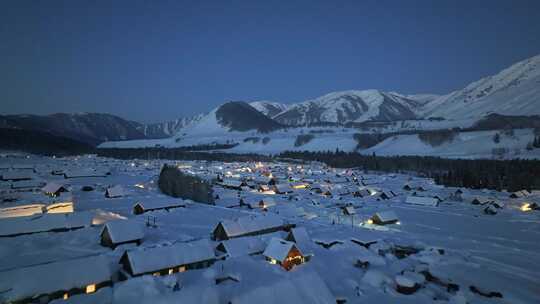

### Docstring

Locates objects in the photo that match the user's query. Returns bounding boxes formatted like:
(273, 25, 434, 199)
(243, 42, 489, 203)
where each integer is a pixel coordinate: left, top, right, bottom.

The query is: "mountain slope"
(249, 101, 289, 117)
(0, 113, 147, 145)
(273, 90, 422, 126)
(138, 114, 204, 138)
(422, 54, 540, 119)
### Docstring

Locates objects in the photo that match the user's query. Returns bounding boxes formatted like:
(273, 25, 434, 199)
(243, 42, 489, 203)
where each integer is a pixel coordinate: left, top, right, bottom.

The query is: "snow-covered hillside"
(249, 101, 289, 118)
(361, 128, 540, 159)
(422, 54, 540, 119)
(273, 90, 422, 125)
(139, 114, 204, 138)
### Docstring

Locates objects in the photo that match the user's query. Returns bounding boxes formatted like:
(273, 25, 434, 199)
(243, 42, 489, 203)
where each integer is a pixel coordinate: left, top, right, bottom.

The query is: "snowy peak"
(249, 101, 289, 118)
(273, 90, 421, 125)
(423, 54, 540, 118)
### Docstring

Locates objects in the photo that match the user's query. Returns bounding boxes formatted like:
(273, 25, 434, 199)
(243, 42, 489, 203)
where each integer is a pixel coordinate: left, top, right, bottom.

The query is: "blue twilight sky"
(1, 0, 540, 123)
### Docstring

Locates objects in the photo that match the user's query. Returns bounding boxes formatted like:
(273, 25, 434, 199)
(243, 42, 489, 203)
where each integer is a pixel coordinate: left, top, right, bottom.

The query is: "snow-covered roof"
(218, 235, 270, 258)
(405, 196, 439, 207)
(0, 255, 111, 303)
(64, 169, 108, 178)
(106, 185, 124, 198)
(218, 214, 284, 238)
(230, 270, 334, 304)
(2, 171, 33, 181)
(42, 182, 67, 194)
(134, 200, 186, 211)
(102, 220, 144, 244)
(125, 239, 215, 275)
(373, 211, 398, 223)
(11, 179, 44, 189)
(0, 212, 93, 237)
(263, 238, 298, 262)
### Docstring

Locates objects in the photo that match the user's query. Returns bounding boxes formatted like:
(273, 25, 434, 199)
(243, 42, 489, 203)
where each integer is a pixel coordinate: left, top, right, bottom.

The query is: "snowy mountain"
(0, 113, 147, 145)
(422, 54, 540, 119)
(139, 114, 204, 138)
(272, 90, 423, 126)
(249, 101, 289, 117)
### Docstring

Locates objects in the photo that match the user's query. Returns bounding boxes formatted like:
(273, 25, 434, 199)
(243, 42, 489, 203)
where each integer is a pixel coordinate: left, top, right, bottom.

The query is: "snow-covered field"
(0, 154, 539, 303)
(362, 128, 540, 159)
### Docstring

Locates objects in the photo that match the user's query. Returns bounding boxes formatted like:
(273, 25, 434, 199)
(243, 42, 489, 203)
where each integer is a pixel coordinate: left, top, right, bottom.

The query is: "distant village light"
(85, 284, 96, 294)
(521, 203, 532, 212)
(63, 293, 69, 299)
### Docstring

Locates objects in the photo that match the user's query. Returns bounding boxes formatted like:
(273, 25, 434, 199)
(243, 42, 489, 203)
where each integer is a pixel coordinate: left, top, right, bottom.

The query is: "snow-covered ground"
(361, 128, 540, 159)
(0, 153, 539, 303)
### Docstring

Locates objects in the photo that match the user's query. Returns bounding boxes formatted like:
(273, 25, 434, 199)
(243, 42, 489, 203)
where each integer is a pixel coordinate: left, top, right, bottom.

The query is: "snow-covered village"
(0, 153, 539, 303)
(3, 1, 540, 303)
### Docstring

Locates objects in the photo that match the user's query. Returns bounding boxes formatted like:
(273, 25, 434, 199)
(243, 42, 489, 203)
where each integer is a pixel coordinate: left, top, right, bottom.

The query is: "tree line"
(279, 150, 540, 192)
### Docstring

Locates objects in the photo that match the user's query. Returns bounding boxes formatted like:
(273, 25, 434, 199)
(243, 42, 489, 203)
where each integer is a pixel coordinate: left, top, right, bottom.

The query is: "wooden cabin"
(42, 182, 69, 197)
(370, 211, 399, 225)
(0, 255, 111, 303)
(105, 185, 124, 198)
(212, 214, 285, 241)
(132, 200, 186, 215)
(404, 196, 439, 207)
(119, 239, 215, 278)
(263, 238, 305, 271)
(2, 171, 33, 181)
(100, 220, 144, 249)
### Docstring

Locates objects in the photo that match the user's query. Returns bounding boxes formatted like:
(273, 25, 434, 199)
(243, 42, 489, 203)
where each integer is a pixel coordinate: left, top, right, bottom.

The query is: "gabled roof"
(263, 238, 299, 262)
(11, 180, 44, 189)
(218, 235, 271, 257)
(231, 270, 334, 304)
(0, 212, 93, 237)
(405, 196, 439, 207)
(106, 185, 124, 198)
(1, 171, 33, 181)
(0, 255, 111, 303)
(102, 220, 144, 244)
(218, 214, 284, 238)
(42, 182, 67, 194)
(124, 239, 215, 275)
(134, 200, 186, 211)
(373, 211, 398, 223)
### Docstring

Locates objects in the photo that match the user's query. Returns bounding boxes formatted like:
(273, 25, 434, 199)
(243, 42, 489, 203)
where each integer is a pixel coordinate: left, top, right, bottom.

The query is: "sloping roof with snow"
(11, 179, 44, 189)
(373, 211, 398, 223)
(231, 270, 334, 304)
(1, 171, 33, 181)
(218, 235, 269, 258)
(0, 255, 111, 303)
(405, 196, 439, 206)
(125, 239, 215, 275)
(134, 200, 186, 211)
(219, 214, 284, 238)
(106, 185, 124, 198)
(102, 220, 144, 244)
(263, 238, 298, 262)
(0, 212, 93, 237)
(42, 182, 66, 194)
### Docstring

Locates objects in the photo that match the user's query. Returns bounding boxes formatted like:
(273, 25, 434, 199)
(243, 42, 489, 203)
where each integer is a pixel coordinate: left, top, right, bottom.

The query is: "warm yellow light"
(269, 258, 277, 264)
(521, 203, 532, 212)
(63, 293, 69, 299)
(268, 173, 273, 178)
(366, 219, 374, 225)
(168, 268, 174, 275)
(153, 272, 160, 277)
(293, 184, 307, 189)
(86, 284, 96, 294)
(178, 266, 186, 272)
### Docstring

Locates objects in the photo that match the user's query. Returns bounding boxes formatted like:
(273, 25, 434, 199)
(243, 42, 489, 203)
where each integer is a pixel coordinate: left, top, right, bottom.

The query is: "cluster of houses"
(1, 155, 539, 303)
